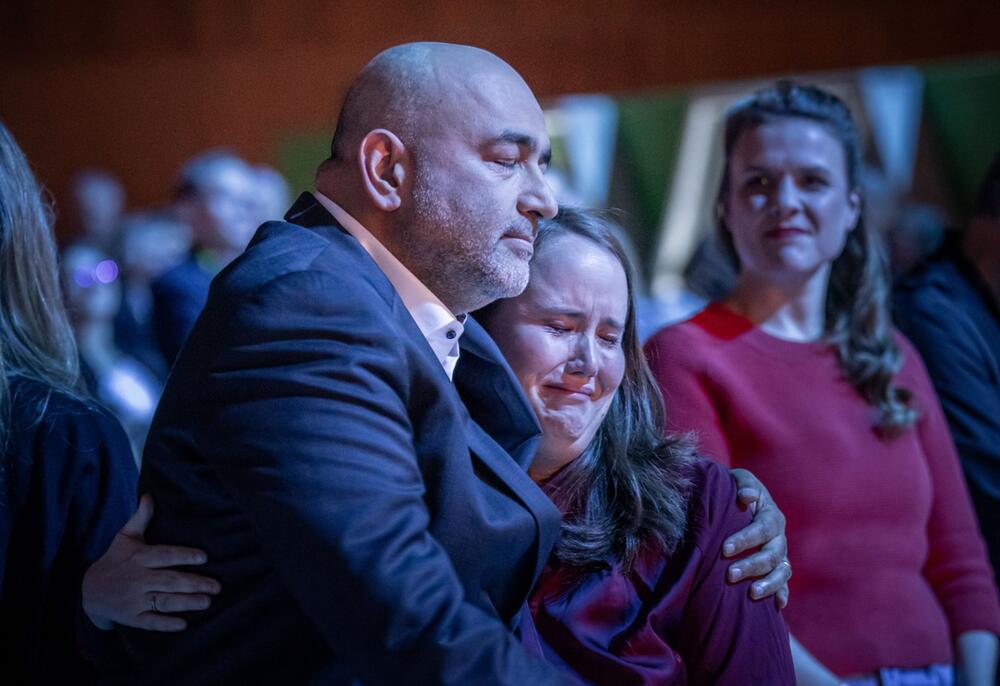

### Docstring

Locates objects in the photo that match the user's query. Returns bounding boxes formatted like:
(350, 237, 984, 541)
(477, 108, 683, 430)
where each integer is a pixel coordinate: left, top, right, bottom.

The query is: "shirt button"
(446, 330, 457, 340)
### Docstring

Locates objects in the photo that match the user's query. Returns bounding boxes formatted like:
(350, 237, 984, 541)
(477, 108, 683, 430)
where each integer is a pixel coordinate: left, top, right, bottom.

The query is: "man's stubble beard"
(403, 180, 531, 314)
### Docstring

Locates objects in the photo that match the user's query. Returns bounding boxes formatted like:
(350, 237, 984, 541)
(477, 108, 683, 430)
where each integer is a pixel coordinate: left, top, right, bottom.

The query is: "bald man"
(98, 43, 787, 684)
(110, 43, 572, 685)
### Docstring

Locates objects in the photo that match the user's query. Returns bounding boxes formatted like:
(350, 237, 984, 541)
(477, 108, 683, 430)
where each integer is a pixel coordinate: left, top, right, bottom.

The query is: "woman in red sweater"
(645, 81, 1000, 685)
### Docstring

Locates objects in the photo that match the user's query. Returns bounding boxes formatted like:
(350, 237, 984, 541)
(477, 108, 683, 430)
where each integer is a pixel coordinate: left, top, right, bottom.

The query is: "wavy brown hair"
(0, 121, 82, 445)
(716, 81, 916, 434)
(479, 206, 695, 581)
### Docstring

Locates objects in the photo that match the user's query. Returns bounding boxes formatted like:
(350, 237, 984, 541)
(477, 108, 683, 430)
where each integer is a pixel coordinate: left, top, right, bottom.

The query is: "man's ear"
(357, 129, 408, 212)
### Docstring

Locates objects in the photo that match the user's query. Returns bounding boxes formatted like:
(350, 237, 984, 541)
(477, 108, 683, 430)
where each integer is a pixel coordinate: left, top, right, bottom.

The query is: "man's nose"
(520, 168, 558, 221)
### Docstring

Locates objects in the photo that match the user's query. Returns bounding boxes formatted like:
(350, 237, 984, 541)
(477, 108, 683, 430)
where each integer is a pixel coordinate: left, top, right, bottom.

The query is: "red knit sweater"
(644, 302, 1000, 676)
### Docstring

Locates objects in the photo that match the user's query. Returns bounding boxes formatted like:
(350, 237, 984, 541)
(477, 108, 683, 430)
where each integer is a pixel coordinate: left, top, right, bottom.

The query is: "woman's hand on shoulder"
(723, 468, 791, 608)
(82, 494, 221, 631)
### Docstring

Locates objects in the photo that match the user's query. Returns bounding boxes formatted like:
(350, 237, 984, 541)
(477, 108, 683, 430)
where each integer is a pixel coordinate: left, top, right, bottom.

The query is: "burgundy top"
(644, 303, 1000, 676)
(522, 458, 795, 685)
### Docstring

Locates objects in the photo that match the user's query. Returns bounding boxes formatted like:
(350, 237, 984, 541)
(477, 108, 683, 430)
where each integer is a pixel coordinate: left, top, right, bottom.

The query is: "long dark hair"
(716, 81, 916, 433)
(0, 121, 83, 445)
(480, 207, 695, 579)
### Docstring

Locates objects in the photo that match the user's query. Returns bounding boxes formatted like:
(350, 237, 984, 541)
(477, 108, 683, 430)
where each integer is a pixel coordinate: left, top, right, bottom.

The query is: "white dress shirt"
(313, 191, 465, 380)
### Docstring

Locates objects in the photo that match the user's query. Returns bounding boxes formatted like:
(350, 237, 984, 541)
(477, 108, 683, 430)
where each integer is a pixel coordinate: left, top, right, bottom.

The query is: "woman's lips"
(541, 384, 593, 400)
(765, 226, 810, 240)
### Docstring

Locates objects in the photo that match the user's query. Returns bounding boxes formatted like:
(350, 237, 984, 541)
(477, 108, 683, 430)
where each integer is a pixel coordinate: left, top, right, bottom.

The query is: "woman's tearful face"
(488, 233, 628, 471)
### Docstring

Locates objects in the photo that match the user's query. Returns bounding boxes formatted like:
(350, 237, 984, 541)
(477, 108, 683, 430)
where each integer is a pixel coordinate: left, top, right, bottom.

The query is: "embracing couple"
(82, 42, 795, 685)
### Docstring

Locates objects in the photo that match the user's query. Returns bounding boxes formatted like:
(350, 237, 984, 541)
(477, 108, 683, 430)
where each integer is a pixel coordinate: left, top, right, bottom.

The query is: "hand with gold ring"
(723, 468, 792, 609)
(82, 495, 221, 631)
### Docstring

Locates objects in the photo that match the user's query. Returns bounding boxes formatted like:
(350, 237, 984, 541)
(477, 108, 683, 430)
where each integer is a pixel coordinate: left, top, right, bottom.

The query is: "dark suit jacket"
(150, 253, 214, 367)
(895, 235, 1000, 585)
(121, 193, 570, 685)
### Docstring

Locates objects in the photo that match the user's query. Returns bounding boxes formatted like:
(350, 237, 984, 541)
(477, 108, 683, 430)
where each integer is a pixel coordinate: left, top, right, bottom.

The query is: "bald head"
(327, 42, 534, 164)
(316, 42, 556, 314)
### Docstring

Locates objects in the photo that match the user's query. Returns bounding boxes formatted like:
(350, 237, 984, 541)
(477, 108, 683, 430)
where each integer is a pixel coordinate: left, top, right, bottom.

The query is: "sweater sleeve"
(901, 336, 1000, 637)
(645, 326, 733, 466)
(670, 461, 795, 685)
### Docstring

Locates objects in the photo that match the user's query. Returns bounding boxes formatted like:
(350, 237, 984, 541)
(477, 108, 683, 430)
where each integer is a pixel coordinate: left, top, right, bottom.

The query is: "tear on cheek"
(749, 194, 767, 210)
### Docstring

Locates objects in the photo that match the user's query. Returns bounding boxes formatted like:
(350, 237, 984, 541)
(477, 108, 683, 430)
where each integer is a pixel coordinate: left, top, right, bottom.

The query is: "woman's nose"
(774, 176, 801, 214)
(566, 336, 598, 377)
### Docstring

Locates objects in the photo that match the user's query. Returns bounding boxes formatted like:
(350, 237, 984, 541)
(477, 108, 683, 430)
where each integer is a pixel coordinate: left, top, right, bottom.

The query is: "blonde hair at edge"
(0, 121, 82, 442)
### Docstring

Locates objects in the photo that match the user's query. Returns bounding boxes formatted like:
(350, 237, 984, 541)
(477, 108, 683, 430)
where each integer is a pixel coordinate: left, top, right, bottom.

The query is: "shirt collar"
(313, 191, 465, 379)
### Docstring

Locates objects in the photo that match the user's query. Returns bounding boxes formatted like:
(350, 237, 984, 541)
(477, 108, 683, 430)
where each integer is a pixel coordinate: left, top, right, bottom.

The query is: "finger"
(748, 560, 792, 600)
(735, 488, 759, 516)
(729, 468, 760, 492)
(776, 585, 790, 610)
(723, 515, 779, 557)
(729, 543, 785, 583)
(135, 612, 188, 632)
(120, 494, 155, 538)
(727, 537, 781, 581)
(736, 487, 760, 506)
(143, 570, 221, 594)
(742, 552, 791, 600)
(146, 592, 213, 613)
(133, 545, 209, 569)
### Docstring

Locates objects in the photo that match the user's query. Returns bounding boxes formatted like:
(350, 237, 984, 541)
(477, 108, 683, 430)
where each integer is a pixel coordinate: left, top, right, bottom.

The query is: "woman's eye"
(600, 335, 620, 347)
(545, 324, 570, 334)
(492, 159, 518, 169)
(802, 175, 829, 189)
(745, 175, 769, 190)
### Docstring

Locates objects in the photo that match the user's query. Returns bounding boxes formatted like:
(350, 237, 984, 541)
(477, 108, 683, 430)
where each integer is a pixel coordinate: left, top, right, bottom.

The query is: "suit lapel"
(464, 419, 562, 590)
(456, 320, 562, 584)
(454, 318, 541, 470)
(284, 196, 561, 582)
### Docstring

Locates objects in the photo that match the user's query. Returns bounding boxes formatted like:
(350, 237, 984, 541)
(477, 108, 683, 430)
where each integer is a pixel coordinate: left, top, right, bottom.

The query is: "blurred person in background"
(151, 151, 257, 366)
(895, 151, 1000, 590)
(62, 243, 162, 458)
(69, 168, 126, 253)
(114, 210, 191, 380)
(252, 163, 291, 225)
(0, 121, 136, 683)
(887, 202, 946, 280)
(645, 82, 999, 686)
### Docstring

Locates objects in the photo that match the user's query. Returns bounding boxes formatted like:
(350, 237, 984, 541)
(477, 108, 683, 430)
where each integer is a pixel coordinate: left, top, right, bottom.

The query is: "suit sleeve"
(899, 339, 1000, 637)
(151, 276, 204, 365)
(645, 329, 733, 465)
(670, 462, 794, 685)
(196, 269, 572, 686)
(895, 295, 1000, 564)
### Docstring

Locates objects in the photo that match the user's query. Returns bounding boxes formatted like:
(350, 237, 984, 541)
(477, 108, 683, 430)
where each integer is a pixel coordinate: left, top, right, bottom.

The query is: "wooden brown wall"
(2, 0, 999, 216)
